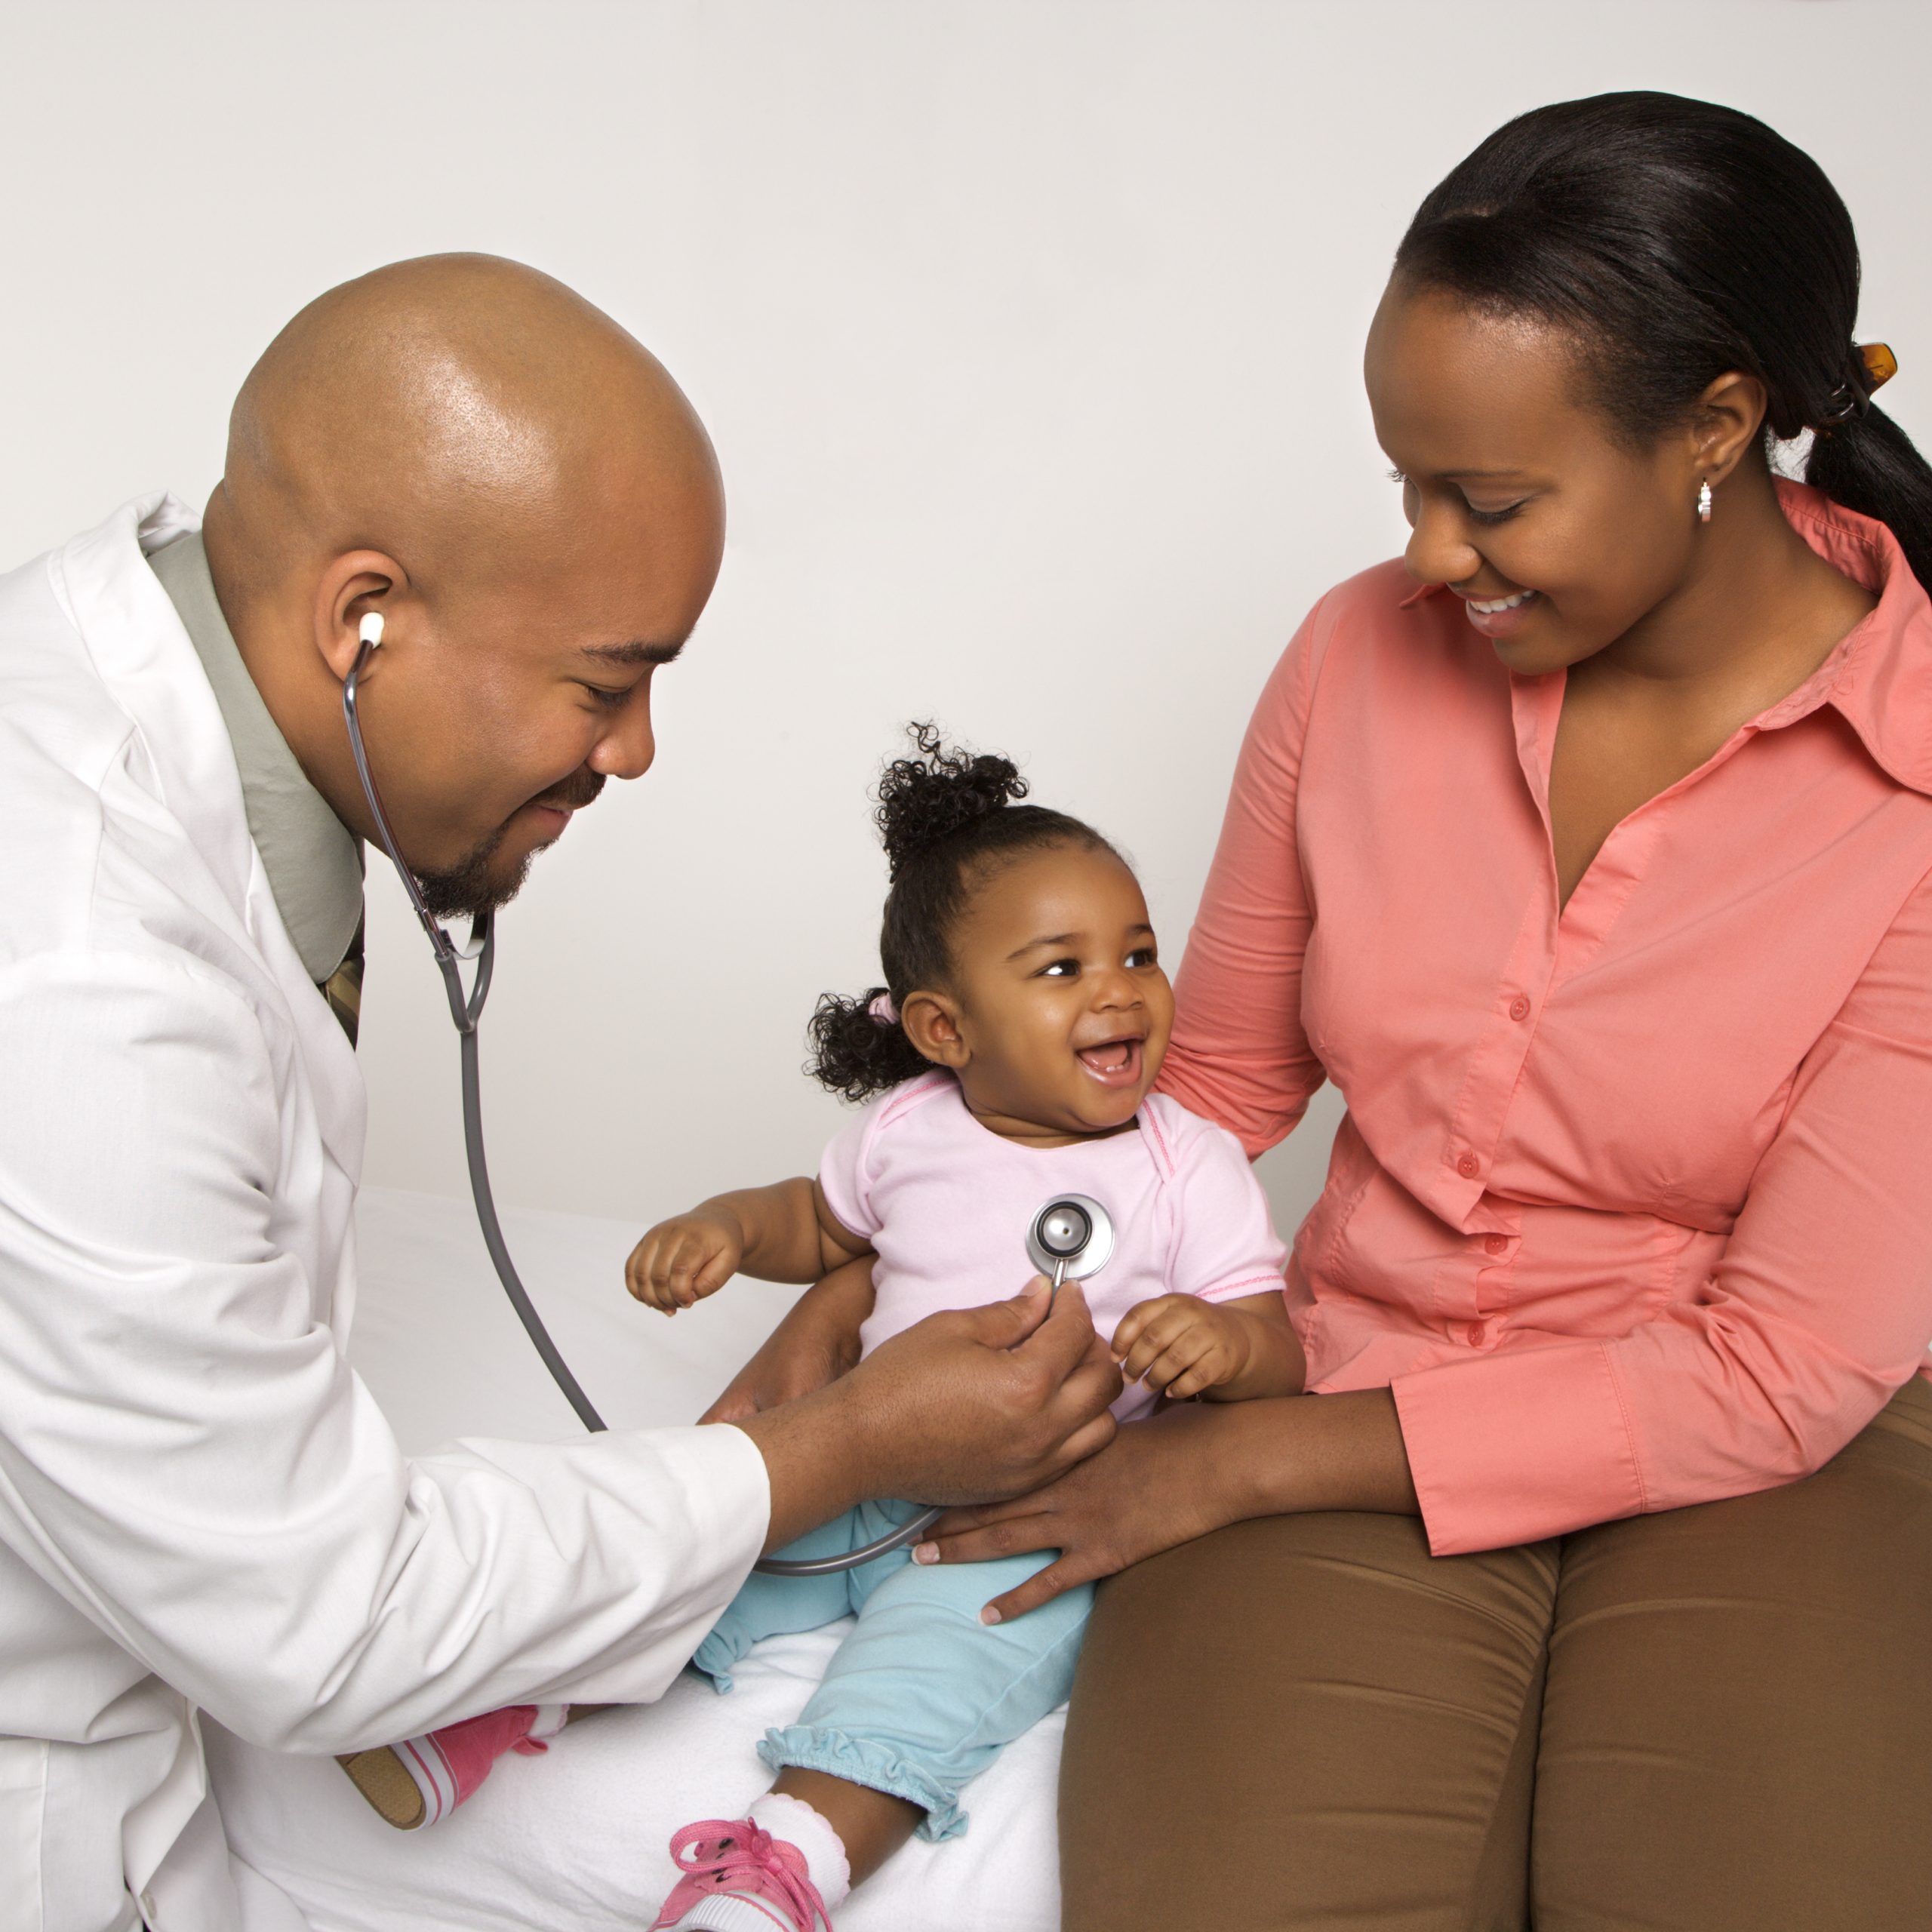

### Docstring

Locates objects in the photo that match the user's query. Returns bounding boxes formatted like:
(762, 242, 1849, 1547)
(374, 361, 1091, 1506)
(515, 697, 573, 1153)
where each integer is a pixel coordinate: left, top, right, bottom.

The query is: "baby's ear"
(901, 989, 968, 1069)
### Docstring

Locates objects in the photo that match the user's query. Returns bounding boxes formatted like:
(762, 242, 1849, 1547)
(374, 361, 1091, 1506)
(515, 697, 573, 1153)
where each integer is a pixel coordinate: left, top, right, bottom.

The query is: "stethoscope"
(342, 612, 1116, 1575)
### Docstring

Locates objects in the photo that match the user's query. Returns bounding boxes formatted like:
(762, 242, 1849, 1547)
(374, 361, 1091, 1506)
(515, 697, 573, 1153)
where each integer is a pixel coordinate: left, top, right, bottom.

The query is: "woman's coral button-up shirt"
(1160, 484, 1932, 1555)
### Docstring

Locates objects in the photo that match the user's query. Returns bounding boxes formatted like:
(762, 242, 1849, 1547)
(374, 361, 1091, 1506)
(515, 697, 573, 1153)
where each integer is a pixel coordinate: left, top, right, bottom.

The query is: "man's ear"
(314, 551, 411, 683)
(901, 989, 968, 1070)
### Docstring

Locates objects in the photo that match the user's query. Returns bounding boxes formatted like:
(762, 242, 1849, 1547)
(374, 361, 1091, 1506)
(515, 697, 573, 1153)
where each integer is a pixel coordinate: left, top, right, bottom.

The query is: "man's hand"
(732, 1276, 1124, 1552)
(700, 1257, 875, 1424)
(626, 1211, 744, 1313)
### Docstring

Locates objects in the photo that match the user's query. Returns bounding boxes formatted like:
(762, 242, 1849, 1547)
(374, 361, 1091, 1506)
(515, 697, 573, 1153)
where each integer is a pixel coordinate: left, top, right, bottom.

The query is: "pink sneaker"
(650, 1819, 835, 1930)
(337, 1704, 552, 1829)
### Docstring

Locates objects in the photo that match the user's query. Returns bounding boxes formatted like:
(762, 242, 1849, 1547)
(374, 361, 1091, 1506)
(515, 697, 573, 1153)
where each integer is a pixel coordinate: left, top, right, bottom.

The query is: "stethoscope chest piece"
(1027, 1192, 1115, 1296)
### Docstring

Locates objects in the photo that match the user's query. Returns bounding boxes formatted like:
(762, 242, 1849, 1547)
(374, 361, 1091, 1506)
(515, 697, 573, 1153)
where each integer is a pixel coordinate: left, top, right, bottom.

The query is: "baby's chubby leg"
(760, 1534, 1094, 1845)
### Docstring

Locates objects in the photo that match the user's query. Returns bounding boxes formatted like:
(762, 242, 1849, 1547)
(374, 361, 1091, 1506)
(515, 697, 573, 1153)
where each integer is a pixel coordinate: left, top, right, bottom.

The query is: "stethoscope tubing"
(343, 642, 935, 1573)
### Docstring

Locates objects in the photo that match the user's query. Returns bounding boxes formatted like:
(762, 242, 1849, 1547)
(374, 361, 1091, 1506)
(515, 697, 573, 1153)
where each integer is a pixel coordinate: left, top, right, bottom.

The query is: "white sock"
(748, 1791, 853, 1912)
(526, 1703, 569, 1743)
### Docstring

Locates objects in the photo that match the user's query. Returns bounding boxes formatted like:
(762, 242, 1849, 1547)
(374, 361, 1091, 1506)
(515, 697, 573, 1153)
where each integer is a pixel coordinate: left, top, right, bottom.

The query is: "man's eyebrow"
(580, 638, 686, 668)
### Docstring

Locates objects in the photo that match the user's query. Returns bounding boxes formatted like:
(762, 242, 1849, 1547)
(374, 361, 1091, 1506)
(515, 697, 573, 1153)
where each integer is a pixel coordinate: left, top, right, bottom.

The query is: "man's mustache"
(531, 768, 607, 814)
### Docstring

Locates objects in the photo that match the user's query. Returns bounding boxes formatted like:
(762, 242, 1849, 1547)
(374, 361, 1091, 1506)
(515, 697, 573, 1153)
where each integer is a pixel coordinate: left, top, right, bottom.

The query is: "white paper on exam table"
(208, 1187, 1064, 1932)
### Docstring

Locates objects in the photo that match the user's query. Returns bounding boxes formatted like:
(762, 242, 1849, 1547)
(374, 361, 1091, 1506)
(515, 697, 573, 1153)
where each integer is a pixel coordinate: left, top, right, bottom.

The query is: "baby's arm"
(1112, 1289, 1306, 1403)
(626, 1179, 872, 1314)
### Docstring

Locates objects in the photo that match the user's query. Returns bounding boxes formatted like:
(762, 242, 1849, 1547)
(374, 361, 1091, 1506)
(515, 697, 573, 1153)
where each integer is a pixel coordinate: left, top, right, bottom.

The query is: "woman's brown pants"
(1058, 1377, 1932, 1930)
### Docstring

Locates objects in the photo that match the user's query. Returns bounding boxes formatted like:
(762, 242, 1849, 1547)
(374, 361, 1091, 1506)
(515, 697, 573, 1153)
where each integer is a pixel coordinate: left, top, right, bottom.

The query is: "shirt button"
(1509, 995, 1531, 1022)
(1457, 1152, 1480, 1180)
(1484, 1233, 1508, 1257)
(139, 1893, 157, 1925)
(1466, 1321, 1490, 1347)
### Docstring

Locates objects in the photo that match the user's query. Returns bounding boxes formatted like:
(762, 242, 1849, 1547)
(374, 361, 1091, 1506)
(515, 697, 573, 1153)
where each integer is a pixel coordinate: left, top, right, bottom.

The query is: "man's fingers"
(1010, 1280, 1113, 1383)
(1049, 1408, 1118, 1472)
(1038, 1341, 1124, 1444)
(950, 1275, 1054, 1352)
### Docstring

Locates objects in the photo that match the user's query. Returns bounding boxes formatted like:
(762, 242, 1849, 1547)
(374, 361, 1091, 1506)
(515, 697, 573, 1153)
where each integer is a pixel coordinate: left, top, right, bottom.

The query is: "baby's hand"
(1111, 1294, 1257, 1401)
(626, 1213, 744, 1314)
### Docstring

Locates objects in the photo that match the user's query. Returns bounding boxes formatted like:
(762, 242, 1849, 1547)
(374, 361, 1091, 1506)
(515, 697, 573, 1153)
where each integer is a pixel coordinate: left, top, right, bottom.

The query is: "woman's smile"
(1459, 586, 1542, 639)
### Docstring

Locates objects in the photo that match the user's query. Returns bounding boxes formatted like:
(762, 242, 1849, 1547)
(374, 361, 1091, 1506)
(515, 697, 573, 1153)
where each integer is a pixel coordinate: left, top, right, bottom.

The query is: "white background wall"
(4, 1, 1929, 1245)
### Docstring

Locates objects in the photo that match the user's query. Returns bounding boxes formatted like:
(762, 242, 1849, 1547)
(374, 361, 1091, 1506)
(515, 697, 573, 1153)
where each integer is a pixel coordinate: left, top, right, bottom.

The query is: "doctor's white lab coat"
(0, 497, 771, 1931)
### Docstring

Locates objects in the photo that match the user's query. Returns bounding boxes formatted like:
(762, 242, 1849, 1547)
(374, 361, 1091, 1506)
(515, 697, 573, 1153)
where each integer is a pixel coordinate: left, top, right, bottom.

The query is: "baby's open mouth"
(1075, 1037, 1144, 1088)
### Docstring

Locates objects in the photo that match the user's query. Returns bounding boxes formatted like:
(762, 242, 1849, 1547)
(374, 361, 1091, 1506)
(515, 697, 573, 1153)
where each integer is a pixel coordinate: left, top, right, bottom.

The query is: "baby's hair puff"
(808, 723, 1118, 1103)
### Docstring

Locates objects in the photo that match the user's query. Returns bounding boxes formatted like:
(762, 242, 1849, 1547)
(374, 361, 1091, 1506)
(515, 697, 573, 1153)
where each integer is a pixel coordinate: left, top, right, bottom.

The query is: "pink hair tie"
(868, 991, 900, 1026)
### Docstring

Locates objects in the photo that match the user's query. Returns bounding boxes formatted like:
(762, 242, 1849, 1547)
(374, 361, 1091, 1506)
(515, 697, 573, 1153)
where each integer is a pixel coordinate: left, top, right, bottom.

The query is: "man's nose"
(1404, 501, 1483, 589)
(590, 688, 657, 780)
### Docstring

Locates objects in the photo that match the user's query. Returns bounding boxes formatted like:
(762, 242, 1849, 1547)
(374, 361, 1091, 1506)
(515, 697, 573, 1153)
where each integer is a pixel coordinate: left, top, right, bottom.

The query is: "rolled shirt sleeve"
(1158, 600, 1331, 1155)
(1395, 863, 1932, 1555)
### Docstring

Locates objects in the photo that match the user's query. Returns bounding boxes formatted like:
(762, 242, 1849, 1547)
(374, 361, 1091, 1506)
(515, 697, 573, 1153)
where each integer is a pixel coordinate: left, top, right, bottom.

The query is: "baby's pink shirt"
(817, 1070, 1288, 1420)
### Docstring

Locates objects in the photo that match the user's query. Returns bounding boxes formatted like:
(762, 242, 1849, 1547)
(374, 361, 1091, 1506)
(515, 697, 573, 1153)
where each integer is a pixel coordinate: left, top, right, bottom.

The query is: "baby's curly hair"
(807, 724, 1117, 1103)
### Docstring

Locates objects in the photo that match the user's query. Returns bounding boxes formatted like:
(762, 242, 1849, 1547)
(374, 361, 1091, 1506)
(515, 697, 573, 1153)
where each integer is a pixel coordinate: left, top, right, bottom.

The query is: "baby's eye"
(1126, 946, 1158, 968)
(1040, 958, 1081, 979)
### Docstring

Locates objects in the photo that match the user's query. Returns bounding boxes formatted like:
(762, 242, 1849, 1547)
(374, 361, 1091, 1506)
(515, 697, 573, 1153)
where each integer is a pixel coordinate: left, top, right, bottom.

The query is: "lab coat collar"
(51, 492, 365, 1174)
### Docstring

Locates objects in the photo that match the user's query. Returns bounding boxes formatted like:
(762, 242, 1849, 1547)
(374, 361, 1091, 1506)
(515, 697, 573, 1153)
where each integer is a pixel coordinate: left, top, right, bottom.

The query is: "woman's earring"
(1697, 479, 1713, 525)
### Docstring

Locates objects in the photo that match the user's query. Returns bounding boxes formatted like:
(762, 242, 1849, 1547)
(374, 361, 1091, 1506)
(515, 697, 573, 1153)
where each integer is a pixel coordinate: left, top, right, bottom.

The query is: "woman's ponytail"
(1806, 400, 1932, 596)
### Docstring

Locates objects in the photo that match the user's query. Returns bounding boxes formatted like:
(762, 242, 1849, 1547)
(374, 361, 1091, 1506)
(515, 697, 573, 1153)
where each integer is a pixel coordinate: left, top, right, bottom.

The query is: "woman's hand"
(626, 1211, 744, 1313)
(912, 1388, 1420, 1621)
(911, 1402, 1253, 1622)
(699, 1255, 875, 1423)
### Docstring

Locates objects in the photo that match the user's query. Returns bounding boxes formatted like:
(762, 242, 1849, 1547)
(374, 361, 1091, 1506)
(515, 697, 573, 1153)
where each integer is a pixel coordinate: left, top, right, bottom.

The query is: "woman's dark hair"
(1393, 91, 1932, 592)
(808, 724, 1114, 1103)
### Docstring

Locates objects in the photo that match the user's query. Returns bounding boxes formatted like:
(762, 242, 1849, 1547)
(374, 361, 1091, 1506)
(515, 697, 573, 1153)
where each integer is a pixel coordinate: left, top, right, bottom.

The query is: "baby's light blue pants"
(690, 1499, 1092, 1840)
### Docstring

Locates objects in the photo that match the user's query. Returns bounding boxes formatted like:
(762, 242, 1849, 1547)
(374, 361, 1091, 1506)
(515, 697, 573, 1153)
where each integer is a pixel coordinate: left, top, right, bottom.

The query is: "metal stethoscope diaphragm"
(1026, 1194, 1115, 1300)
(343, 613, 1115, 1577)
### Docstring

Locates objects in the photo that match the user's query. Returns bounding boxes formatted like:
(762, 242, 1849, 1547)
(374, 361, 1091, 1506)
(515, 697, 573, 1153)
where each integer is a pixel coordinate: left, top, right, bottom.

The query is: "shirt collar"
(1393, 481, 1932, 797)
(148, 531, 365, 980)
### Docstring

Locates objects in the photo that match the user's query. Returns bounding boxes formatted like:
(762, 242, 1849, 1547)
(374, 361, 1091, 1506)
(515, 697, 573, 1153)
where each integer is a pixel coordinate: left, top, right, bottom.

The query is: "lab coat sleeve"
(0, 949, 771, 1753)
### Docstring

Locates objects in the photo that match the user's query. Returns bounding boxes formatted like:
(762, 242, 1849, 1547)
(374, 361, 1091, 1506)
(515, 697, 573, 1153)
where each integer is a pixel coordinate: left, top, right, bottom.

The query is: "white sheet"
(209, 1187, 1063, 1930)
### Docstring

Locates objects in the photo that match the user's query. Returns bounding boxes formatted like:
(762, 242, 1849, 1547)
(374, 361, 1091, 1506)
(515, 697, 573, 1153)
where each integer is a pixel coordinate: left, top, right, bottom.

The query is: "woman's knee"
(1060, 1512, 1555, 1931)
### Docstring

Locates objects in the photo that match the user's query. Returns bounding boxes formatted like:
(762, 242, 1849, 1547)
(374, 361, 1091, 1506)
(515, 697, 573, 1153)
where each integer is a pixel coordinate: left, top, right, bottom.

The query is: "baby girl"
(626, 729, 1303, 1928)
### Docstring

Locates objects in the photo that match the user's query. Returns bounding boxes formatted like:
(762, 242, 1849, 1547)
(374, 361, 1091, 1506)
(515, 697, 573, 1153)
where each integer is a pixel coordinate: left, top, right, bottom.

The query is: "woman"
(721, 93, 1932, 1927)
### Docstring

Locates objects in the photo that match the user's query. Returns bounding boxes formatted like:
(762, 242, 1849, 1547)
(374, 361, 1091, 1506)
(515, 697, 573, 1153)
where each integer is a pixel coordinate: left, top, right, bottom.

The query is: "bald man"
(0, 256, 1119, 1932)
